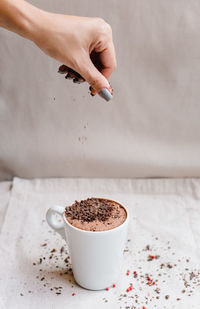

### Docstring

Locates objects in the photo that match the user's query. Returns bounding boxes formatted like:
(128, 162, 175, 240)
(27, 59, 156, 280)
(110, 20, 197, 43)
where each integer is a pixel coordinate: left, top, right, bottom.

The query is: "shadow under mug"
(46, 198, 129, 290)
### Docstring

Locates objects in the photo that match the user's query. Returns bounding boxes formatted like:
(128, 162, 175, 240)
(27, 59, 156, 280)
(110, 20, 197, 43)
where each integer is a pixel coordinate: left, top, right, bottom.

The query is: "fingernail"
(99, 88, 113, 102)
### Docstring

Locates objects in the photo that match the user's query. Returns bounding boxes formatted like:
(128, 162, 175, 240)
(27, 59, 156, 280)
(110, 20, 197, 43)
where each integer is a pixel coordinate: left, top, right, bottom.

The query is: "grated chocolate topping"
(65, 198, 118, 223)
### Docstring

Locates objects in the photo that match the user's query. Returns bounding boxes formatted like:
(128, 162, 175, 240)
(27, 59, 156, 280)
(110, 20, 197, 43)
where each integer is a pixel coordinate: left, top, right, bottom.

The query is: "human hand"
(32, 14, 116, 101)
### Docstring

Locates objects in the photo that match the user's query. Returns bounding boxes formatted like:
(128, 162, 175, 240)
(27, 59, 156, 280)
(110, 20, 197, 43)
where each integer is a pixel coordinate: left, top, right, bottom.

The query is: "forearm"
(0, 0, 43, 40)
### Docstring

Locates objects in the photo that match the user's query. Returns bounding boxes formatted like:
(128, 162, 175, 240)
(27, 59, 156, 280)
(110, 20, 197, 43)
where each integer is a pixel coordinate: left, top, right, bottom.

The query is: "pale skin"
(0, 0, 116, 97)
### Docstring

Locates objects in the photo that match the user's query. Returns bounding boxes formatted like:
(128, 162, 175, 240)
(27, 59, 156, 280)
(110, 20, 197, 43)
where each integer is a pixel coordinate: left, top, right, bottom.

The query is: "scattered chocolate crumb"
(165, 295, 169, 300)
(154, 288, 160, 294)
(147, 254, 159, 261)
(51, 249, 56, 253)
(167, 263, 173, 269)
(189, 272, 195, 280)
(20, 293, 23, 296)
(41, 277, 45, 281)
(60, 247, 64, 254)
(41, 243, 47, 247)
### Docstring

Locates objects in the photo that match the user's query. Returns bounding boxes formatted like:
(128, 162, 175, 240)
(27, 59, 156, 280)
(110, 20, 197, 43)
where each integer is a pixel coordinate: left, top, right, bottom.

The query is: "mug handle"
(46, 205, 66, 241)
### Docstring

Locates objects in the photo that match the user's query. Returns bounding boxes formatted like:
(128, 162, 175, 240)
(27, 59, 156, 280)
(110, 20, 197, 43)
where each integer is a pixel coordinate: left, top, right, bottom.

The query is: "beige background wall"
(1, 0, 200, 180)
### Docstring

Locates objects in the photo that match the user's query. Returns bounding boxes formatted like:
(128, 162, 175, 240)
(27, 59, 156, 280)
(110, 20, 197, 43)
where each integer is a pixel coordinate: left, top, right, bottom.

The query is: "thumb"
(78, 58, 113, 102)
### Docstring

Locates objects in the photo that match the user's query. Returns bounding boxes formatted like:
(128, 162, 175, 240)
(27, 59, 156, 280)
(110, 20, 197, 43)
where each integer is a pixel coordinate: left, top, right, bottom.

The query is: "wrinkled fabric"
(0, 177, 200, 308)
(1, 1, 200, 179)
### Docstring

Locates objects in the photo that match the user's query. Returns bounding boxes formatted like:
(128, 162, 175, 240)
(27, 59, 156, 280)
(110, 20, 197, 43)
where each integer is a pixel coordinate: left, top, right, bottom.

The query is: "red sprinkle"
(126, 272, 130, 276)
(142, 307, 146, 309)
(133, 271, 137, 274)
(153, 281, 155, 285)
(112, 284, 116, 288)
(72, 293, 76, 296)
(106, 288, 109, 291)
(147, 277, 151, 281)
(126, 286, 133, 292)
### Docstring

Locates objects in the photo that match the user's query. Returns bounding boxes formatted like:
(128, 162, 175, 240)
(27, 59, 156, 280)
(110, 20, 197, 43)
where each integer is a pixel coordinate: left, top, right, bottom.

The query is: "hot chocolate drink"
(64, 198, 127, 232)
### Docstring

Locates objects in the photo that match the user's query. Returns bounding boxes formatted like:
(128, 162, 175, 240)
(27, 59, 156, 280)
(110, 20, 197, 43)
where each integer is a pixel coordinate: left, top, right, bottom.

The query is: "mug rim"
(62, 197, 129, 234)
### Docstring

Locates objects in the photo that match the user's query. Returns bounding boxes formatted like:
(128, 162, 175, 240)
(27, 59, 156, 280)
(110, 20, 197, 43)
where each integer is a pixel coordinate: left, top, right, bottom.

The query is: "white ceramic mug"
(46, 199, 129, 290)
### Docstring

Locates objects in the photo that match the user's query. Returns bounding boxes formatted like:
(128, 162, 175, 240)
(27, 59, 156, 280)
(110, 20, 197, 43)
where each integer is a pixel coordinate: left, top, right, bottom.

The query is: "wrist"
(21, 5, 49, 43)
(0, 0, 46, 41)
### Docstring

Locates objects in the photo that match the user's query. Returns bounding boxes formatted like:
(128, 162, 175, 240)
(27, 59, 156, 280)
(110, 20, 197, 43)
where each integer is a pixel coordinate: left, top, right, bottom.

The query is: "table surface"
(0, 177, 200, 309)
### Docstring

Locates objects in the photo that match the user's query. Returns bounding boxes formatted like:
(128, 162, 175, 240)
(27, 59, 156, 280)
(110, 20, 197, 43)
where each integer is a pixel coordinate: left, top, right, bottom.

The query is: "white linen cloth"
(0, 177, 200, 309)
(0, 181, 12, 232)
(1, 1, 200, 179)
